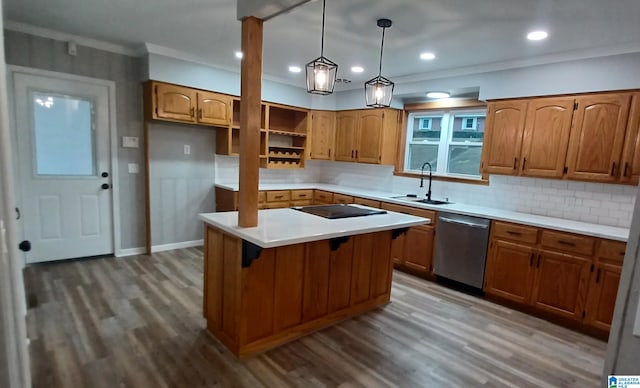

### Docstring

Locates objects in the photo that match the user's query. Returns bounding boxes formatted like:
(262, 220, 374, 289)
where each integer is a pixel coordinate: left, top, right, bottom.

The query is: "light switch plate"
(122, 136, 139, 148)
(127, 163, 139, 174)
(184, 144, 191, 155)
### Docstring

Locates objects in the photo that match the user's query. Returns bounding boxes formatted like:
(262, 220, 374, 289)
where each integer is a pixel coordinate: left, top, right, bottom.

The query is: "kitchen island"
(199, 206, 429, 357)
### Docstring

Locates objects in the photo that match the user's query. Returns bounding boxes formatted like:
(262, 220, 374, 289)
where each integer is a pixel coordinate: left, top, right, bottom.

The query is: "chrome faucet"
(420, 162, 433, 202)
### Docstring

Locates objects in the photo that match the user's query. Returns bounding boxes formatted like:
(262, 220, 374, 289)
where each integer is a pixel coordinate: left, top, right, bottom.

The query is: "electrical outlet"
(127, 163, 139, 174)
(184, 145, 191, 155)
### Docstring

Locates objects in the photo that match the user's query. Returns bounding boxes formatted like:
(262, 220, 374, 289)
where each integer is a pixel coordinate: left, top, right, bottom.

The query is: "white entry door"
(13, 71, 114, 263)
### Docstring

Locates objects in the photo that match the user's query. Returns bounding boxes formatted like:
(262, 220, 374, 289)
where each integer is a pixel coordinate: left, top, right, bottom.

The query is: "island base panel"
(203, 225, 394, 357)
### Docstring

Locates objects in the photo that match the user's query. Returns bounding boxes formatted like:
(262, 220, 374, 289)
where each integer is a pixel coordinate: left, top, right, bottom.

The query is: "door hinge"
(563, 166, 568, 174)
(573, 102, 578, 111)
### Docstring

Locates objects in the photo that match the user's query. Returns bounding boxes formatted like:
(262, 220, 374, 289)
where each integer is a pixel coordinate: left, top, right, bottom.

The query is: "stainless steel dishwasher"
(433, 212, 491, 289)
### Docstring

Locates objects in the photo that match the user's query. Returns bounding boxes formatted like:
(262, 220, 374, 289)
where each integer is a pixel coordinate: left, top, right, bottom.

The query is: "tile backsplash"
(216, 157, 637, 228)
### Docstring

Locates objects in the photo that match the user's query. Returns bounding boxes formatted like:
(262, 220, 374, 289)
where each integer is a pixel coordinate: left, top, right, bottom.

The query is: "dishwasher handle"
(438, 216, 489, 229)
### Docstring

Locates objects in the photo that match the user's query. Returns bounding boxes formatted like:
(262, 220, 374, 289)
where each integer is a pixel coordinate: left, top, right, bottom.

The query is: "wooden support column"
(238, 17, 263, 227)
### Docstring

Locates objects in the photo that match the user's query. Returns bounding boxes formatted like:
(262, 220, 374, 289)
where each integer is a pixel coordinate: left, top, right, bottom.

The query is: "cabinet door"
(482, 100, 528, 175)
(356, 110, 384, 164)
(530, 250, 591, 321)
(154, 83, 197, 122)
(334, 111, 358, 161)
(310, 111, 336, 160)
(403, 225, 434, 274)
(565, 93, 631, 182)
(585, 263, 622, 332)
(484, 239, 536, 304)
(197, 91, 231, 126)
(520, 97, 574, 178)
(620, 93, 640, 185)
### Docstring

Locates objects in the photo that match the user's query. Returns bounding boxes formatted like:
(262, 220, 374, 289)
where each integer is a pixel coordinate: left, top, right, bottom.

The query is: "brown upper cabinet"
(565, 93, 631, 182)
(619, 93, 640, 185)
(334, 109, 400, 165)
(520, 97, 575, 178)
(482, 100, 528, 175)
(149, 81, 231, 127)
(309, 110, 336, 160)
(482, 91, 636, 184)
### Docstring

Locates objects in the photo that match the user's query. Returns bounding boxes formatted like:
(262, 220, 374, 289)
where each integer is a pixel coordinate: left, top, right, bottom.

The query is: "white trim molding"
(116, 247, 147, 257)
(4, 21, 142, 57)
(151, 240, 204, 253)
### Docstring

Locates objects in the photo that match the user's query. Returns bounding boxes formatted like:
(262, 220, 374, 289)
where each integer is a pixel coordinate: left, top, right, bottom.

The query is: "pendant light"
(365, 18, 394, 108)
(305, 0, 338, 95)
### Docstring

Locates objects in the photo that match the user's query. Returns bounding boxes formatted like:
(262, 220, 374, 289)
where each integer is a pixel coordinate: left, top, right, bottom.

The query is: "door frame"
(8, 65, 122, 259)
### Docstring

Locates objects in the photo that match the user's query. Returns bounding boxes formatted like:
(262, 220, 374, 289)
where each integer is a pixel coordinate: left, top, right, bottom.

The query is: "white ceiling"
(5, 0, 640, 93)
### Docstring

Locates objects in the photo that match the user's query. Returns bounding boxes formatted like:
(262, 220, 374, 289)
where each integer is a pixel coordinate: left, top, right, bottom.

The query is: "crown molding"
(4, 20, 142, 57)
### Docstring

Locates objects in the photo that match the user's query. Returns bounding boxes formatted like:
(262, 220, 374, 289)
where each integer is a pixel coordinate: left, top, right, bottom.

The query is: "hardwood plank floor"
(24, 247, 605, 387)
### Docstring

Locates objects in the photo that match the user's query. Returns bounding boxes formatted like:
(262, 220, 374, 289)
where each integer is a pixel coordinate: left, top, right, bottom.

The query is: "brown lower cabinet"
(381, 203, 436, 276)
(484, 220, 625, 335)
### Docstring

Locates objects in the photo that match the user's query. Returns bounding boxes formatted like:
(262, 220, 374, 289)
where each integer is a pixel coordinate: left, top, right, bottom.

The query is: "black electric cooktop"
(293, 204, 387, 219)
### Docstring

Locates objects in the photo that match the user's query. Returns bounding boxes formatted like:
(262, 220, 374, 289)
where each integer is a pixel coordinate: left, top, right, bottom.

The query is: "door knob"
(101, 183, 110, 190)
(101, 172, 109, 178)
(18, 240, 31, 252)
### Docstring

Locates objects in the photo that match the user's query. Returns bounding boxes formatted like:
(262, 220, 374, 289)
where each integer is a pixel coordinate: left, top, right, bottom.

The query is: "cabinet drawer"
(333, 193, 354, 204)
(492, 221, 538, 244)
(265, 201, 290, 209)
(598, 240, 626, 264)
(258, 191, 266, 204)
(541, 230, 595, 256)
(266, 190, 291, 202)
(291, 199, 313, 207)
(314, 190, 333, 203)
(291, 190, 313, 200)
(381, 203, 436, 222)
(353, 197, 381, 208)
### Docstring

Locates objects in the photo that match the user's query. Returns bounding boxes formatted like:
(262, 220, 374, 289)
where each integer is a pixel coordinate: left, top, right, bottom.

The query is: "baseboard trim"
(151, 240, 204, 253)
(116, 247, 146, 257)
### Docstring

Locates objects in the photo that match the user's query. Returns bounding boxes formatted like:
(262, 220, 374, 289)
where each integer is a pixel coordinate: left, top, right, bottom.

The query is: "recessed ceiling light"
(288, 66, 302, 73)
(426, 91, 450, 99)
(527, 30, 548, 41)
(351, 66, 364, 73)
(235, 51, 243, 59)
(420, 52, 436, 60)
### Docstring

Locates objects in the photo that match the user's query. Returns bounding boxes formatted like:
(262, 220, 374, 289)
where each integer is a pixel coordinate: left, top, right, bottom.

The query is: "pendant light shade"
(306, 0, 338, 95)
(365, 18, 394, 108)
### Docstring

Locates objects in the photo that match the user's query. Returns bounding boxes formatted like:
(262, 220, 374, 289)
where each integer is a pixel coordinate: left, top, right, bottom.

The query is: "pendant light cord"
(378, 26, 386, 76)
(320, 0, 326, 57)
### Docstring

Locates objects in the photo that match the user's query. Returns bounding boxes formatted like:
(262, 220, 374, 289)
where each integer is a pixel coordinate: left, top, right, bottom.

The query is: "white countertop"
(199, 205, 430, 248)
(215, 182, 630, 242)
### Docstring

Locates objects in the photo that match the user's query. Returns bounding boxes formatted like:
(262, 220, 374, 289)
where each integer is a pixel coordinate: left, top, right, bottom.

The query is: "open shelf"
(267, 161, 302, 169)
(268, 152, 302, 160)
(269, 129, 307, 137)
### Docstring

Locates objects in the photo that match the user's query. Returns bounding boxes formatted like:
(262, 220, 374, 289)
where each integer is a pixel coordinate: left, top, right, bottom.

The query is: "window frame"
(403, 108, 487, 180)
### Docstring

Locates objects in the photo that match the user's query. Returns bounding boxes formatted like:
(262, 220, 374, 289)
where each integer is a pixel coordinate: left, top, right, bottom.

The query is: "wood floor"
(24, 247, 606, 387)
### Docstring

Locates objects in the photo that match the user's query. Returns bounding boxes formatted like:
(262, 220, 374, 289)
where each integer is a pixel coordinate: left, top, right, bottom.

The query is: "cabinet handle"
(356, 150, 359, 159)
(529, 253, 534, 267)
(299, 194, 307, 197)
(624, 162, 630, 177)
(329, 148, 331, 158)
(595, 268, 601, 283)
(536, 254, 541, 268)
(557, 240, 576, 247)
(513, 157, 518, 170)
(611, 162, 616, 176)
(190, 107, 195, 118)
(507, 231, 522, 236)
(351, 150, 354, 158)
(275, 195, 283, 199)
(522, 157, 527, 171)
(198, 108, 202, 119)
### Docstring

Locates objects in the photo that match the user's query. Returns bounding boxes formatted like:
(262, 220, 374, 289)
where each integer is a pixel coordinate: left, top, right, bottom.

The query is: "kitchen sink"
(412, 199, 452, 205)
